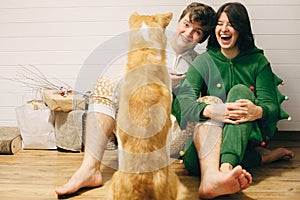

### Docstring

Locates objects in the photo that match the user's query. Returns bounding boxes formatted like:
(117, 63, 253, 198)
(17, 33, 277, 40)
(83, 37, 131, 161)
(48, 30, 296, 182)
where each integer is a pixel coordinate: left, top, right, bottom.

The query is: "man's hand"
(169, 70, 186, 89)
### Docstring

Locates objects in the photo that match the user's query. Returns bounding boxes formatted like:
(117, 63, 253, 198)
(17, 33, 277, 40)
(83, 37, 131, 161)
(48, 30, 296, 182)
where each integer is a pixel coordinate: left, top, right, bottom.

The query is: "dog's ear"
(129, 12, 140, 27)
(156, 12, 173, 28)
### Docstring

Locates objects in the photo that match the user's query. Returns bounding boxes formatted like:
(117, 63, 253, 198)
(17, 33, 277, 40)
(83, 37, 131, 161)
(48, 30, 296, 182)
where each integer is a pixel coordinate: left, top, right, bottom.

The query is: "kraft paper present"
(43, 89, 85, 112)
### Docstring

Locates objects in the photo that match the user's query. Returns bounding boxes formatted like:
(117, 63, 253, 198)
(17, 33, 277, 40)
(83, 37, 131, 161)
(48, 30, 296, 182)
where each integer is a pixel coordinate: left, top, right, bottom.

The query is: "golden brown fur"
(108, 12, 188, 200)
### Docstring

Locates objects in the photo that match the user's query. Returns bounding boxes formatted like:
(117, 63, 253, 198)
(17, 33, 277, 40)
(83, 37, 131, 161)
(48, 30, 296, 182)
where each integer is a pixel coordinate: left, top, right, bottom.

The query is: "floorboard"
(0, 131, 299, 200)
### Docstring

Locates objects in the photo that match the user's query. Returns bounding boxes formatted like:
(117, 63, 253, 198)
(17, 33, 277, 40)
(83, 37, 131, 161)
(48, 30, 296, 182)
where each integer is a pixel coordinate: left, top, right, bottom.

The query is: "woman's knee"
(227, 84, 255, 102)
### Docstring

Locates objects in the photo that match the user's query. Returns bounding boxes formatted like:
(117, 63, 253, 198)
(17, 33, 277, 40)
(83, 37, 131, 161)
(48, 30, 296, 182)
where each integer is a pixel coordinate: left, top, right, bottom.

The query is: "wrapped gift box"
(43, 89, 85, 112)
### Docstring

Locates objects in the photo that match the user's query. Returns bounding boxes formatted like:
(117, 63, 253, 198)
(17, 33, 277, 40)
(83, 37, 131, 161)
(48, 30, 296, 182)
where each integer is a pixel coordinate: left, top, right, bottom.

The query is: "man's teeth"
(182, 35, 193, 42)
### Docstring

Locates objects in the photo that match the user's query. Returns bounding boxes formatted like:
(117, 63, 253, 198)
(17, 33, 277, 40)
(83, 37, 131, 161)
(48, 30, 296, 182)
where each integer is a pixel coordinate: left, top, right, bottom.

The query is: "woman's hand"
(203, 103, 242, 124)
(202, 99, 263, 124)
(233, 99, 263, 123)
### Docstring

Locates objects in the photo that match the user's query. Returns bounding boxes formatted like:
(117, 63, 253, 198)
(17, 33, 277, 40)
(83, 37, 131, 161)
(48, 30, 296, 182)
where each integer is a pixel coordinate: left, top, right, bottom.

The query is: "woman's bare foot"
(220, 163, 252, 190)
(55, 165, 103, 196)
(198, 165, 252, 199)
(239, 169, 252, 189)
(255, 147, 295, 164)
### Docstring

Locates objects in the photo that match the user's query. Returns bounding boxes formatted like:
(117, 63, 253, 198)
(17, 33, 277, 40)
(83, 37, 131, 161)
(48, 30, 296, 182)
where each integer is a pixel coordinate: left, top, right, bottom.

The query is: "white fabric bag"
(15, 100, 57, 149)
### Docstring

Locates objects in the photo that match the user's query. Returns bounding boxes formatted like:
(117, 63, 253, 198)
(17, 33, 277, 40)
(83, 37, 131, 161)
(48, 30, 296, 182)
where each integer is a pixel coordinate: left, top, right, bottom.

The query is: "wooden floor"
(0, 131, 299, 200)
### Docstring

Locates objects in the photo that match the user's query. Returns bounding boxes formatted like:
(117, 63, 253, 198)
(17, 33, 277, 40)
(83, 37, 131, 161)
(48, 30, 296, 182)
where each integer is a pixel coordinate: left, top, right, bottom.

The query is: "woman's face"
(215, 12, 239, 52)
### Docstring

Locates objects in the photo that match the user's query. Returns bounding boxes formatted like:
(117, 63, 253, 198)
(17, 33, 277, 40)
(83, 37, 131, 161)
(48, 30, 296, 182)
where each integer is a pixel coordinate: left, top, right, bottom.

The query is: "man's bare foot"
(198, 165, 251, 199)
(55, 165, 103, 196)
(255, 147, 295, 164)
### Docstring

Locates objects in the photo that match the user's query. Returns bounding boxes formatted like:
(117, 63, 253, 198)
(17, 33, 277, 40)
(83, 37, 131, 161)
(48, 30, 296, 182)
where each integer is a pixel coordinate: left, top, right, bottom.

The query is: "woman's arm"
(172, 56, 207, 128)
(254, 57, 279, 122)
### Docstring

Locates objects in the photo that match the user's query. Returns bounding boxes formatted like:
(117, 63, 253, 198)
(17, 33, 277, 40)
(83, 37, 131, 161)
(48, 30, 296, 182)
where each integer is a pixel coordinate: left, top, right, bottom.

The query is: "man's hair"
(179, 2, 216, 43)
(208, 2, 255, 51)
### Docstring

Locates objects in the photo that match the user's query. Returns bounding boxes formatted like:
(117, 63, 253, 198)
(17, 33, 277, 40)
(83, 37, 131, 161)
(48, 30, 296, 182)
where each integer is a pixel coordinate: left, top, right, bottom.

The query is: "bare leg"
(255, 146, 294, 164)
(55, 113, 115, 196)
(55, 151, 102, 195)
(194, 124, 252, 199)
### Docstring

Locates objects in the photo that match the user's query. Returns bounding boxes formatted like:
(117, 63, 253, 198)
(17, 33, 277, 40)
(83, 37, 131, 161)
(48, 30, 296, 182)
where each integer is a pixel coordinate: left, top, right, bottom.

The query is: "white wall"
(0, 0, 299, 130)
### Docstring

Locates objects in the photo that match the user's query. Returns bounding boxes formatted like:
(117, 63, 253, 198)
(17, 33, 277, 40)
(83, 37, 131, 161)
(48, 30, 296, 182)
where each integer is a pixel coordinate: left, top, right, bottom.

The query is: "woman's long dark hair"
(208, 2, 255, 51)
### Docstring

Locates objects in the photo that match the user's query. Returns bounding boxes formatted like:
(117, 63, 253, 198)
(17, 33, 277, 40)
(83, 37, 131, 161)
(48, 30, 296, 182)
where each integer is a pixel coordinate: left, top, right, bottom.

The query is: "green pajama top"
(172, 46, 280, 141)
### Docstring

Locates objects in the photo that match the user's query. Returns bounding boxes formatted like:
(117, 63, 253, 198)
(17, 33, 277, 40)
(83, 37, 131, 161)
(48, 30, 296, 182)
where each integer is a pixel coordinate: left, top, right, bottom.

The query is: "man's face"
(175, 13, 204, 51)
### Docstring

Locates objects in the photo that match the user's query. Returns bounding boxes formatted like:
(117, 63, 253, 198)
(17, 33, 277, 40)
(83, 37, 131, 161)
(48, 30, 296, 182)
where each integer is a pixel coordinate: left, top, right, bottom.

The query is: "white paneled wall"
(0, 0, 299, 130)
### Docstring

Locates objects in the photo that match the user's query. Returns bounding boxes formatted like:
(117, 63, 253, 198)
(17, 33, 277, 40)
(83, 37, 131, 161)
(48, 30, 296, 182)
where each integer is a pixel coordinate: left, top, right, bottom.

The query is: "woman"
(173, 2, 294, 179)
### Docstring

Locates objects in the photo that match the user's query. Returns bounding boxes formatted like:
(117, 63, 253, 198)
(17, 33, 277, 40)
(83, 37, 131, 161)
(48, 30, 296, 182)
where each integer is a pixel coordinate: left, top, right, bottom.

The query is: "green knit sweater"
(172, 46, 281, 138)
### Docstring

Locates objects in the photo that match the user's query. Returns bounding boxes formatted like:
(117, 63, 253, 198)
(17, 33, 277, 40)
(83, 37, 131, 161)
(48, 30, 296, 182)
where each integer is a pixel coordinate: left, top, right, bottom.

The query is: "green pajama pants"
(182, 84, 263, 176)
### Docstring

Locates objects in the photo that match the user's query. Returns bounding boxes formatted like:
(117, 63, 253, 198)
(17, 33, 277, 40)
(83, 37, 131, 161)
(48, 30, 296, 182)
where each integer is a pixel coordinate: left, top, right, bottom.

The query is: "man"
(55, 3, 252, 198)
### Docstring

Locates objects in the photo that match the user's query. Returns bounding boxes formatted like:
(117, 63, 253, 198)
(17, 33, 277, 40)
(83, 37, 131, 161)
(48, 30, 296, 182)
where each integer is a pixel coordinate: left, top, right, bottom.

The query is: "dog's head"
(128, 12, 173, 50)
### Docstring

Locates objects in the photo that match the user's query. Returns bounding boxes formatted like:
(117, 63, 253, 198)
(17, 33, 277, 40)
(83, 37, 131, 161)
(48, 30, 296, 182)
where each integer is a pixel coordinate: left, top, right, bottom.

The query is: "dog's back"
(110, 12, 188, 200)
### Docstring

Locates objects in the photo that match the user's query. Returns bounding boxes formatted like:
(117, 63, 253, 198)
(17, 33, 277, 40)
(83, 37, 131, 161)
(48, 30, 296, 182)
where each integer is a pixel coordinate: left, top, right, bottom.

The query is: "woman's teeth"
(221, 35, 231, 40)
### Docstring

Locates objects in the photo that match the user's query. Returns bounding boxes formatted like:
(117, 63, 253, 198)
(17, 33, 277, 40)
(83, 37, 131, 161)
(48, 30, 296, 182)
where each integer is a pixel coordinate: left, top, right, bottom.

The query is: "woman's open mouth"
(221, 34, 232, 41)
(220, 34, 232, 45)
